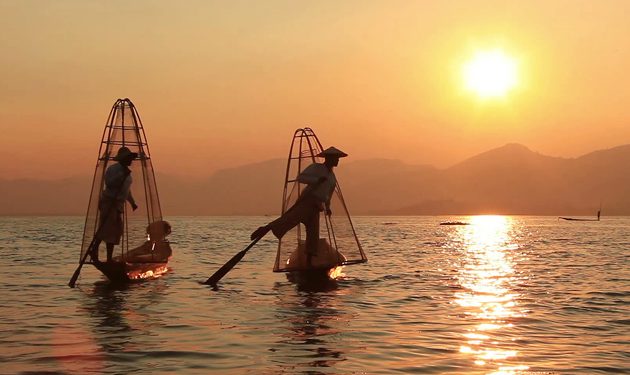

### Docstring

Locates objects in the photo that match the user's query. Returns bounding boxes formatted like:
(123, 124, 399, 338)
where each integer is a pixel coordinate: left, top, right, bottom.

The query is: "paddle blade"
(202, 236, 262, 287)
(68, 241, 94, 288)
(203, 249, 248, 286)
(68, 265, 82, 288)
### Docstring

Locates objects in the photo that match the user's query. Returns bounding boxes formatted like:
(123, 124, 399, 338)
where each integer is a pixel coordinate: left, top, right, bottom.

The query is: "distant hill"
(2, 144, 630, 215)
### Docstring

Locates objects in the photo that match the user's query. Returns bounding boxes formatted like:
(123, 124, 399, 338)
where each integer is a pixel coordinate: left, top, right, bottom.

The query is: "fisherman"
(250, 147, 347, 267)
(91, 146, 139, 263)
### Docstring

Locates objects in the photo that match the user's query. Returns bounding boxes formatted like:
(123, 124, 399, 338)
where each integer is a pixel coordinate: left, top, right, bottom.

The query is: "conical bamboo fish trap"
(273, 128, 367, 273)
(79, 98, 171, 282)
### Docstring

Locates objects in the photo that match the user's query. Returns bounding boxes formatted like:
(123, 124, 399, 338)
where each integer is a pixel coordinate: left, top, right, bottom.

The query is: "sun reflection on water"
(453, 215, 528, 374)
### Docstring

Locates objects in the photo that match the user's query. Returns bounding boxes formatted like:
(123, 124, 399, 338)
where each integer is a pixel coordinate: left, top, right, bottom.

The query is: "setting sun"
(462, 49, 518, 99)
(2, 2, 630, 375)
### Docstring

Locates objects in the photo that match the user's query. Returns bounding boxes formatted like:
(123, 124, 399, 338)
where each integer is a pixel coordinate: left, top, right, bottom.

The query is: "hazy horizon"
(0, 141, 626, 182)
(3, 142, 629, 216)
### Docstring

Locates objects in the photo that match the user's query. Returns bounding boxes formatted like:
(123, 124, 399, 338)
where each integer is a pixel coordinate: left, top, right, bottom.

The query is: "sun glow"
(462, 50, 518, 98)
(451, 215, 529, 373)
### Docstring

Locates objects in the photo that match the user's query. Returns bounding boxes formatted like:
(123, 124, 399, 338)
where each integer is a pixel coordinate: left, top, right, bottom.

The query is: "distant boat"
(440, 221, 470, 226)
(559, 209, 601, 222)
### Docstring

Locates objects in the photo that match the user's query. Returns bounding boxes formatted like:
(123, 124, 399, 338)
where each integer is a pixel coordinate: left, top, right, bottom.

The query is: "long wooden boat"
(78, 98, 172, 284)
(274, 128, 367, 284)
(440, 221, 470, 226)
(559, 209, 601, 222)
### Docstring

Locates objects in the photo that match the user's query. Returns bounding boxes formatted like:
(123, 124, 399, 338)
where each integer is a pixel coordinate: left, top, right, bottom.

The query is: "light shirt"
(297, 163, 337, 210)
(102, 163, 133, 210)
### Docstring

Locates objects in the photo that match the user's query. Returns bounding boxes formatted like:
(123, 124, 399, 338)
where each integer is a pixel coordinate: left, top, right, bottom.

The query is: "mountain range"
(2, 143, 630, 216)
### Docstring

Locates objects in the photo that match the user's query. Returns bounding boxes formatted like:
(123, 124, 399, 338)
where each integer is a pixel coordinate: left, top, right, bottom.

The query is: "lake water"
(0, 216, 628, 374)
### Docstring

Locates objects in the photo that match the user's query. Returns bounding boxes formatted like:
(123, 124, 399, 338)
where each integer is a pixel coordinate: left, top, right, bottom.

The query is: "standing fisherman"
(250, 147, 348, 267)
(91, 146, 139, 263)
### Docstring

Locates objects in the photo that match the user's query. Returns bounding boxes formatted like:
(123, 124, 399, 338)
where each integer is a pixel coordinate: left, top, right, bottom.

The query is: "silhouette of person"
(250, 147, 348, 266)
(91, 146, 139, 263)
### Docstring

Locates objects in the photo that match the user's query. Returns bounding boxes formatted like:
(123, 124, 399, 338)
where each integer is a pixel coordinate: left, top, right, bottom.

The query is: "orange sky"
(1, 0, 630, 179)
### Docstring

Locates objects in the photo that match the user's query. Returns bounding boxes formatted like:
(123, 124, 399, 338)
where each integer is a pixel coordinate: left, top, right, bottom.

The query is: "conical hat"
(316, 146, 348, 158)
(113, 146, 138, 161)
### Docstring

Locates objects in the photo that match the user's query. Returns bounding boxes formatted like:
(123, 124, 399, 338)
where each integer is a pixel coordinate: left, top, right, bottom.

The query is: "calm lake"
(0, 216, 628, 374)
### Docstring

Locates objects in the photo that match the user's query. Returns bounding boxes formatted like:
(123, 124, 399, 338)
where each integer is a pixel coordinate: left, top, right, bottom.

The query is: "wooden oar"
(68, 237, 99, 288)
(202, 236, 263, 286)
(68, 196, 120, 288)
(68, 169, 131, 288)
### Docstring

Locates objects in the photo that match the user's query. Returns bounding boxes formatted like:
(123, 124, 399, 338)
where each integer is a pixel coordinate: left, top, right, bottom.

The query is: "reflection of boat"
(274, 128, 367, 283)
(559, 209, 601, 222)
(271, 287, 346, 371)
(82, 280, 167, 359)
(440, 221, 470, 226)
(79, 99, 172, 284)
(285, 268, 339, 290)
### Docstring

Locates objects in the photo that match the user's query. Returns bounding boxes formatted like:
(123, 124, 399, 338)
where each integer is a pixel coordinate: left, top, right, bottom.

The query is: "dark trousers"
(268, 194, 321, 255)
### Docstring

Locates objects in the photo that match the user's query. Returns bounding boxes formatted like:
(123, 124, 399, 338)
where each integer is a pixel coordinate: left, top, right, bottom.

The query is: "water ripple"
(0, 216, 628, 374)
